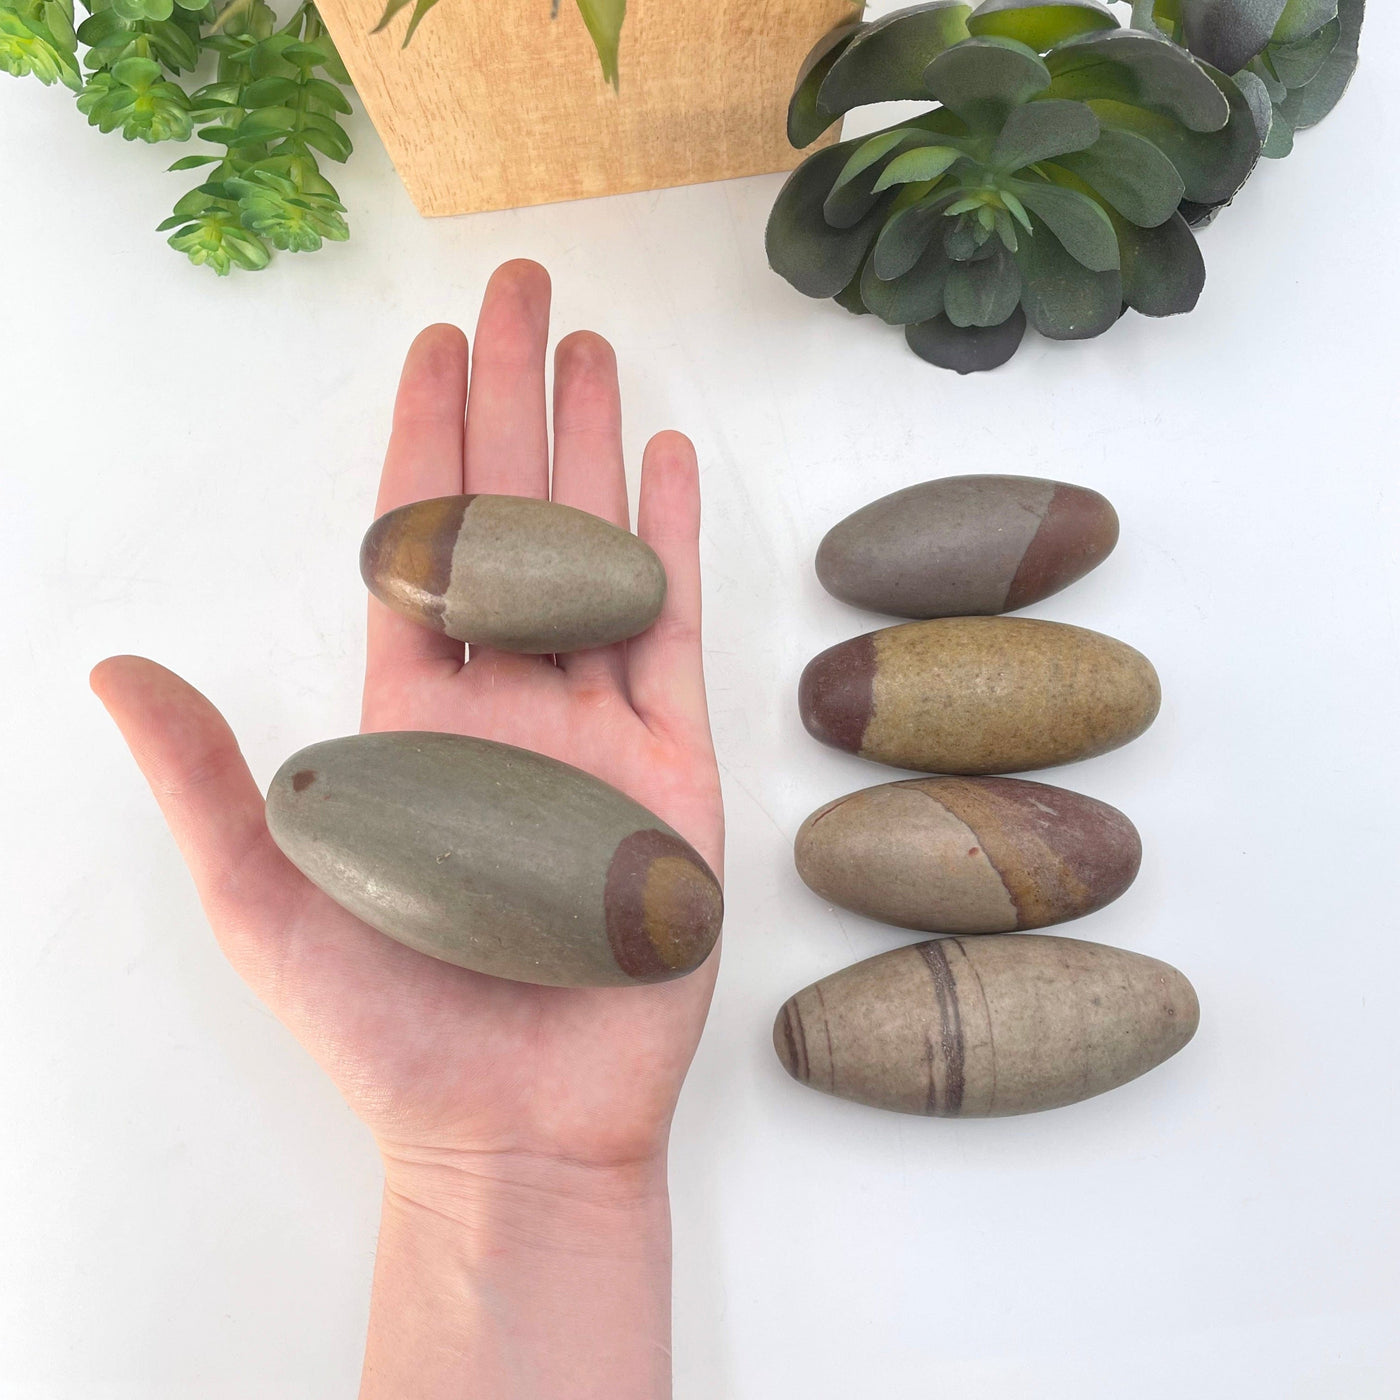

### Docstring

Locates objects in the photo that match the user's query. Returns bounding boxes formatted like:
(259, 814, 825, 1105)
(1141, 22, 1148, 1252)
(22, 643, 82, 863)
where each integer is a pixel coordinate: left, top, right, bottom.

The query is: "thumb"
(90, 655, 311, 1000)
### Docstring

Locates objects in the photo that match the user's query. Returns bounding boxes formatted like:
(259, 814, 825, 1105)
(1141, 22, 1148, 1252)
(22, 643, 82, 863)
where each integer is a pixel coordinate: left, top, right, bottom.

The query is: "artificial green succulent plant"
(768, 0, 1358, 371)
(1, 0, 355, 272)
(1116, 0, 1364, 160)
(1, 0, 80, 87)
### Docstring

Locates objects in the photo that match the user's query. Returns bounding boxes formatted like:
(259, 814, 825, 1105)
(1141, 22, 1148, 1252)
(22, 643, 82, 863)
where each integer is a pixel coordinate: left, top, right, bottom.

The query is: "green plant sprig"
(2, 0, 354, 272)
(156, 0, 353, 272)
(72, 0, 207, 141)
(1, 0, 81, 89)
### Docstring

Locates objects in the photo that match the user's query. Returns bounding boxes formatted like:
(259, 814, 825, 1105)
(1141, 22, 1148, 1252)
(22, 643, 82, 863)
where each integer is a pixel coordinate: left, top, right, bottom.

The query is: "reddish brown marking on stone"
(1004, 484, 1118, 612)
(924, 775, 1141, 929)
(774, 999, 810, 1083)
(359, 495, 474, 632)
(967, 847, 980, 858)
(917, 940, 964, 1114)
(291, 770, 317, 793)
(604, 828, 722, 982)
(798, 632, 877, 756)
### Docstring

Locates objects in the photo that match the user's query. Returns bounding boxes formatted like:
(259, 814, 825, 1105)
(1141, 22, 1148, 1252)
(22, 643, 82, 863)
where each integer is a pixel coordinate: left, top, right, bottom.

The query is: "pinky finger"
(627, 432, 712, 745)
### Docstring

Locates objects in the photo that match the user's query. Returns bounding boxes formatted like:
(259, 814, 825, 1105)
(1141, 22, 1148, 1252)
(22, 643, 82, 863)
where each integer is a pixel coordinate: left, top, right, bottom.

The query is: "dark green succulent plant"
(768, 0, 1261, 372)
(1117, 0, 1364, 158)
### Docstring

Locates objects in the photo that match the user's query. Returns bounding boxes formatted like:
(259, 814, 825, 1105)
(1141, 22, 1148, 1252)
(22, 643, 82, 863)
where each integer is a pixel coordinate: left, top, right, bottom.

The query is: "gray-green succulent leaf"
(1109, 0, 1362, 155)
(768, 0, 1261, 371)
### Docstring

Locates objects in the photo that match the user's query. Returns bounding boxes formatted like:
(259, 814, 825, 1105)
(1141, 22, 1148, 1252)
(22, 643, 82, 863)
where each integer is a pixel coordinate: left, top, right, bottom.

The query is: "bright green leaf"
(574, 0, 626, 88)
(968, 0, 1119, 49)
(872, 145, 961, 192)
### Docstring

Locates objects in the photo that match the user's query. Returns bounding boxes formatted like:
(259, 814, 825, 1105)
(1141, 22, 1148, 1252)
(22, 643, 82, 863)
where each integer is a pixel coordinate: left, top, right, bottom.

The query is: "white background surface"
(2, 5, 1398, 1394)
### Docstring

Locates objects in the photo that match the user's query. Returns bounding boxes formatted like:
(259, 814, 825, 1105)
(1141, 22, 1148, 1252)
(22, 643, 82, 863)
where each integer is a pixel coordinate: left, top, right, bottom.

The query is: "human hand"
(92, 260, 724, 1399)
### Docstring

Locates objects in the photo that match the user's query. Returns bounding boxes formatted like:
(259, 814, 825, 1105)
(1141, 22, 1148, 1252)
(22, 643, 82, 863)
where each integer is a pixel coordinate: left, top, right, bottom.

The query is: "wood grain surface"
(314, 0, 856, 215)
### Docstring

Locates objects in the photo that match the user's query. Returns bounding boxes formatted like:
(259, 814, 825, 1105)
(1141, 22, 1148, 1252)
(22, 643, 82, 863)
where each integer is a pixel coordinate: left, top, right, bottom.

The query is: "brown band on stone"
(604, 828, 723, 982)
(1004, 485, 1118, 612)
(917, 940, 965, 1114)
(774, 998, 810, 1083)
(923, 776, 1140, 928)
(359, 495, 474, 632)
(798, 632, 877, 755)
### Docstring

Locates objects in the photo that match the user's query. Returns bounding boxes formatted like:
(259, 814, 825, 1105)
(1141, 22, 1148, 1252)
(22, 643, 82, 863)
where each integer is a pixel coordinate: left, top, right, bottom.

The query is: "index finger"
(365, 324, 470, 681)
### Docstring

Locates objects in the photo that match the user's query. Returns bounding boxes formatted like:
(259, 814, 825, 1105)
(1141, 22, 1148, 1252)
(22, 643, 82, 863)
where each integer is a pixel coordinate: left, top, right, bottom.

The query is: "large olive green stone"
(265, 732, 722, 988)
(360, 494, 667, 653)
(816, 475, 1119, 619)
(795, 776, 1140, 933)
(799, 617, 1160, 774)
(774, 936, 1198, 1117)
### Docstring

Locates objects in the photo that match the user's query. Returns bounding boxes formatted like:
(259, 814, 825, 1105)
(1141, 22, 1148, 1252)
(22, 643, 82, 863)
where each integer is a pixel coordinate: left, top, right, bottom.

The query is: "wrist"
(361, 1145, 674, 1400)
(380, 1141, 670, 1237)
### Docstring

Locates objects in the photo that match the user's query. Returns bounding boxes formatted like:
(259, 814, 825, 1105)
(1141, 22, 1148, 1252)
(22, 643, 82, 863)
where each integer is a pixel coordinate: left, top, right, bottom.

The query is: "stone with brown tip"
(798, 618, 1160, 774)
(265, 732, 721, 988)
(795, 776, 1140, 933)
(773, 935, 1198, 1117)
(815, 475, 1119, 618)
(360, 494, 667, 653)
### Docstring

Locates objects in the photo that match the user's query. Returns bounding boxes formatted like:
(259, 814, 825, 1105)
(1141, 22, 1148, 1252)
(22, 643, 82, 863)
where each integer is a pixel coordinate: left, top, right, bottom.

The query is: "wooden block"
(312, 0, 856, 216)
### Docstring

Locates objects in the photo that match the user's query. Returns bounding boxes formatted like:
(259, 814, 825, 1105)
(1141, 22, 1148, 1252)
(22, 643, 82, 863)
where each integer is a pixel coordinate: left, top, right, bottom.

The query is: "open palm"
(93, 261, 725, 1189)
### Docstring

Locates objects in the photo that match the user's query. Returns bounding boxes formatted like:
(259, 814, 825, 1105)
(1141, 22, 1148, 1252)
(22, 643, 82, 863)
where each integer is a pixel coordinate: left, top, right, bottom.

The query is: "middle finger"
(464, 259, 552, 499)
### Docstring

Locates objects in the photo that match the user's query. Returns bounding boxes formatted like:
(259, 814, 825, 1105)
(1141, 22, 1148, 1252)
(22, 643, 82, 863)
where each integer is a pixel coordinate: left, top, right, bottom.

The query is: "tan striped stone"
(773, 936, 1198, 1117)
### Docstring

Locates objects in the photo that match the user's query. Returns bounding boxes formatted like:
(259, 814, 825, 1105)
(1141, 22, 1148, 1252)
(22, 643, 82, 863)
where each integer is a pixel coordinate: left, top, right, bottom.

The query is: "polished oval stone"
(795, 776, 1140, 933)
(773, 935, 1198, 1117)
(815, 474, 1119, 618)
(799, 617, 1160, 774)
(265, 733, 721, 988)
(361, 495, 667, 653)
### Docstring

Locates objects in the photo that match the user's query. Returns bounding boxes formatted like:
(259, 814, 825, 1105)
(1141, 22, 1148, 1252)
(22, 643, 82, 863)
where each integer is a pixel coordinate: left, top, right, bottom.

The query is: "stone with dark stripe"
(361, 494, 667, 653)
(266, 732, 721, 988)
(798, 617, 1160, 775)
(772, 936, 1198, 1117)
(815, 475, 1118, 619)
(794, 776, 1141, 934)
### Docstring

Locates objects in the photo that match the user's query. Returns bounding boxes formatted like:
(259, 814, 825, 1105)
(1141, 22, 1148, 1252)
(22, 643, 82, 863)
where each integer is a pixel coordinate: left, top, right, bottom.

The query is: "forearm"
(359, 1152, 673, 1400)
